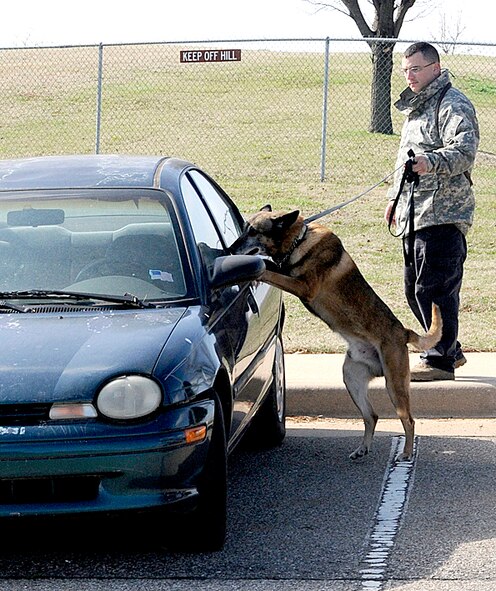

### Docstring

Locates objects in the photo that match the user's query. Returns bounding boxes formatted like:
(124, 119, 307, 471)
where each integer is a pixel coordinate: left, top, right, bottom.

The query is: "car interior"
(0, 221, 186, 299)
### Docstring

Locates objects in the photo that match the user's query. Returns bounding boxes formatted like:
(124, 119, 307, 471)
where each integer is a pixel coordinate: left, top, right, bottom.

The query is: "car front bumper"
(0, 399, 214, 517)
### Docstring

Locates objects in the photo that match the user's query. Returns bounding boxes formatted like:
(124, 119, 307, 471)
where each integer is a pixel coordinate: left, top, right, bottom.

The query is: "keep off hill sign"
(180, 49, 241, 63)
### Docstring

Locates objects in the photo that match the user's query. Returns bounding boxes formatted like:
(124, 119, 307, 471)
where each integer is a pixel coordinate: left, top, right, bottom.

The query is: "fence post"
(95, 43, 104, 154)
(320, 37, 330, 182)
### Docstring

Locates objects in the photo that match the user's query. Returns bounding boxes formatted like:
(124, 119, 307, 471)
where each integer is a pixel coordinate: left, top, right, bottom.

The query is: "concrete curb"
(285, 352, 496, 419)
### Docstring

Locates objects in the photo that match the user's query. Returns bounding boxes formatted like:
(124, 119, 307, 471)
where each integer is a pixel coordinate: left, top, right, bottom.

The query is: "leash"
(304, 151, 419, 266)
(304, 164, 404, 224)
(387, 149, 419, 266)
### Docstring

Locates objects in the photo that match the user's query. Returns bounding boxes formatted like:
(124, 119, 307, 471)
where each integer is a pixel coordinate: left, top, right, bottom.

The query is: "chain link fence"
(0, 38, 494, 188)
(0, 37, 494, 354)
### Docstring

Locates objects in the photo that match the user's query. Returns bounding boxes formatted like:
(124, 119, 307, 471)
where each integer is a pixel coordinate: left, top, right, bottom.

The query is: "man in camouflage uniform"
(385, 42, 479, 381)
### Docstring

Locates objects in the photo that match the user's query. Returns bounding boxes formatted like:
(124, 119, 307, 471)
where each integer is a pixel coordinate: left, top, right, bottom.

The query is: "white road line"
(359, 435, 419, 590)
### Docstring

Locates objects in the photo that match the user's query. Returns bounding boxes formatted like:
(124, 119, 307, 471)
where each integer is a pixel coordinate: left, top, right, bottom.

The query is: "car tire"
(248, 334, 286, 448)
(170, 394, 228, 552)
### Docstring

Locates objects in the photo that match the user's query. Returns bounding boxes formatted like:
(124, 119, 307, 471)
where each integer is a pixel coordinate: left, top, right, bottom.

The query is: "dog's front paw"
(395, 451, 413, 463)
(349, 445, 370, 461)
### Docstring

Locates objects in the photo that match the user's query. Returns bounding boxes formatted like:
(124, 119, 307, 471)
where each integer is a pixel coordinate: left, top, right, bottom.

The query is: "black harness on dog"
(273, 224, 308, 269)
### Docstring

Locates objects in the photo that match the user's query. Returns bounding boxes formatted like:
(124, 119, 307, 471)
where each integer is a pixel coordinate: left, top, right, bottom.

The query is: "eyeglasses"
(401, 62, 436, 76)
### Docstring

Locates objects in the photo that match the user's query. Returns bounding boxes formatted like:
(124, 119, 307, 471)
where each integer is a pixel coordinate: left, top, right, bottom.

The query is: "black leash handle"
(387, 149, 419, 234)
(388, 149, 419, 266)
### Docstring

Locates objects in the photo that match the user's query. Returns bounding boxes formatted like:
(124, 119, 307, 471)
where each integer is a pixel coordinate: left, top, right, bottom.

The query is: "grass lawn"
(0, 44, 494, 352)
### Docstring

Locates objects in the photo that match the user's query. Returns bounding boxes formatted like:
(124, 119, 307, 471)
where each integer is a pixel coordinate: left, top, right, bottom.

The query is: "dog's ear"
(260, 204, 272, 212)
(274, 210, 300, 231)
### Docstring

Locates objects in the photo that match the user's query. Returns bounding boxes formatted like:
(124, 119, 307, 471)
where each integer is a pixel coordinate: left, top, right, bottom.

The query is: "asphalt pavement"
(285, 352, 496, 419)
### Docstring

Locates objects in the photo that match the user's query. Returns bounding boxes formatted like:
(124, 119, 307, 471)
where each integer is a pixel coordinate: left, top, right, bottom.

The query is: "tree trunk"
(306, 0, 417, 134)
(369, 40, 395, 134)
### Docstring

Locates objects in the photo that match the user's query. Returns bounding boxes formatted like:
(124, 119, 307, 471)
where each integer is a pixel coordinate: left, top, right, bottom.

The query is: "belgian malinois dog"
(231, 206, 442, 461)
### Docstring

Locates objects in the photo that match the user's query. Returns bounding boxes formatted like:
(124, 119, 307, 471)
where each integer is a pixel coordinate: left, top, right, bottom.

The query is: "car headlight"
(97, 375, 162, 419)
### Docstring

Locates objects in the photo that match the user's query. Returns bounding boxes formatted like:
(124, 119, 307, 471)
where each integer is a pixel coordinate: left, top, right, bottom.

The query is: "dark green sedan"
(0, 155, 286, 551)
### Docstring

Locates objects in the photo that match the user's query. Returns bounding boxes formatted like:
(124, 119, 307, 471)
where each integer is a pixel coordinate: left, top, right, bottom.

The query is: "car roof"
(0, 154, 193, 191)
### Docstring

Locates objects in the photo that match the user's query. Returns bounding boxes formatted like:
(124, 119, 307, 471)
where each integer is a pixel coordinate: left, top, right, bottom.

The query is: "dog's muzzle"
(228, 235, 259, 256)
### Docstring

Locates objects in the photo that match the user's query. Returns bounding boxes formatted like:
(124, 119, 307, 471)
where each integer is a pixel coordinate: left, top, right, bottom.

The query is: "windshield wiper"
(0, 290, 157, 309)
(0, 300, 35, 313)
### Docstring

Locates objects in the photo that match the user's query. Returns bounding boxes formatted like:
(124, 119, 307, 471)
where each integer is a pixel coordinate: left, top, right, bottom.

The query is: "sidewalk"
(285, 352, 496, 419)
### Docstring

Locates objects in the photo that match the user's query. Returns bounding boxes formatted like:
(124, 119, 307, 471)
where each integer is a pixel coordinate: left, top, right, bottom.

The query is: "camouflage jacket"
(388, 69, 479, 235)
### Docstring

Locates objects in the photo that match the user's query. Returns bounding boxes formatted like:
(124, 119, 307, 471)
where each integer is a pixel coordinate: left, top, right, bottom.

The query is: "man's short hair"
(404, 42, 440, 64)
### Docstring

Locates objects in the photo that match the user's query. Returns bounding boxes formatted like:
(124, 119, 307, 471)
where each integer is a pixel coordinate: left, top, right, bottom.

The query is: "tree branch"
(339, 0, 374, 37)
(302, 0, 351, 19)
(303, 0, 374, 36)
(393, 0, 417, 37)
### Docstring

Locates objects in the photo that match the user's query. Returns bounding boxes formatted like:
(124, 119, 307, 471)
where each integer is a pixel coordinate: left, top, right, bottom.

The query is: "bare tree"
(306, 0, 424, 134)
(438, 11, 466, 55)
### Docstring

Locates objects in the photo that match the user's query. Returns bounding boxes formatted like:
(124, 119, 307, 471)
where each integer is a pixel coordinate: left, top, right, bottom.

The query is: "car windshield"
(0, 189, 188, 302)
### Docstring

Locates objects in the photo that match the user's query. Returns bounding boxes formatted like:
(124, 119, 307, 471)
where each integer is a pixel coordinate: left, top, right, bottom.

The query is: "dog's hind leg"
(381, 345, 415, 462)
(342, 351, 378, 460)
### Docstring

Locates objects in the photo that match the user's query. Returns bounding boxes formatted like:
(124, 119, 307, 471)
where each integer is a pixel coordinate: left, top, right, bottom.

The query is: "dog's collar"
(274, 224, 308, 269)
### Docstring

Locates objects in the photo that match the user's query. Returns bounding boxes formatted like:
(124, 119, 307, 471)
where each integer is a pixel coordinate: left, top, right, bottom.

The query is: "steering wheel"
(74, 259, 146, 283)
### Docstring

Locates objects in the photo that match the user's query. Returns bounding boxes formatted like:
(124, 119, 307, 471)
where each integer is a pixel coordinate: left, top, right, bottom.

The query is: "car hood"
(0, 307, 187, 404)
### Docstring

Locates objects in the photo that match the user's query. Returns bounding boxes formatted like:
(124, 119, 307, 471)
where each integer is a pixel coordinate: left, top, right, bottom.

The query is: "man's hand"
(385, 152, 433, 225)
(411, 154, 432, 175)
(384, 201, 395, 225)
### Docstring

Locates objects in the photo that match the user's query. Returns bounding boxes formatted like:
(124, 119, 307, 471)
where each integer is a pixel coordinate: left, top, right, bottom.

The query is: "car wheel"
(249, 335, 286, 448)
(170, 395, 227, 552)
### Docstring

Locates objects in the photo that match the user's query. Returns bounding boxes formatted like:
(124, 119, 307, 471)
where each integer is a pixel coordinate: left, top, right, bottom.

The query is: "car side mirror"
(210, 255, 266, 290)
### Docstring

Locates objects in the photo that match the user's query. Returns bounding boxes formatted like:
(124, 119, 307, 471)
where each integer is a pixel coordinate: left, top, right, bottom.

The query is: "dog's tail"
(406, 303, 443, 351)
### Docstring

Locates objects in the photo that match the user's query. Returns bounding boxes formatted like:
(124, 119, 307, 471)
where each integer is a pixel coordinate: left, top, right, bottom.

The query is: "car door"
(181, 171, 280, 439)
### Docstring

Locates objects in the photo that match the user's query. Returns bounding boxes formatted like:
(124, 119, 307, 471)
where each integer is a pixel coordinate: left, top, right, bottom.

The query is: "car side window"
(182, 175, 224, 249)
(181, 175, 227, 274)
(187, 170, 242, 248)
